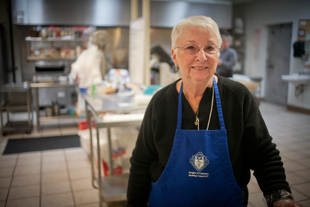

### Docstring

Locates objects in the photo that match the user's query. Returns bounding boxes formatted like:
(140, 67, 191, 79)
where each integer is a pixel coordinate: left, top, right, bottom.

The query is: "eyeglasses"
(175, 44, 220, 55)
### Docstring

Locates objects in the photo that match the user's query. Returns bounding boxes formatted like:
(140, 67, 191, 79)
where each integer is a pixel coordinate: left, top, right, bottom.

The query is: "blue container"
(144, 85, 162, 95)
(79, 88, 88, 94)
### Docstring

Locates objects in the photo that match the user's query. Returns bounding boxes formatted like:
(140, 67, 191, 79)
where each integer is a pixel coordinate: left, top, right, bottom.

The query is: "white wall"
(238, 0, 310, 110)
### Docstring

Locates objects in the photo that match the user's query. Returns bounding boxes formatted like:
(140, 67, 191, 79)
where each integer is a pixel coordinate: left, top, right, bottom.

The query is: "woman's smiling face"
(172, 27, 220, 84)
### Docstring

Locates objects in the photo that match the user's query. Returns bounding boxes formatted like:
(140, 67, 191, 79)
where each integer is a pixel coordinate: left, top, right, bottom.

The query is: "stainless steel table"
(30, 82, 78, 130)
(83, 92, 147, 206)
(0, 83, 33, 135)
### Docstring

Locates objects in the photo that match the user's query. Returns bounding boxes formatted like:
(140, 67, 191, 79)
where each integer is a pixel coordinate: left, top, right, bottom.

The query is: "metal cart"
(0, 83, 33, 136)
(83, 92, 147, 207)
(30, 82, 78, 130)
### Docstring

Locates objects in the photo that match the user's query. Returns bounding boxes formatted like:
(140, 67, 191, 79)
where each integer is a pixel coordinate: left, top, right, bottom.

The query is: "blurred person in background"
(216, 34, 238, 78)
(70, 30, 108, 116)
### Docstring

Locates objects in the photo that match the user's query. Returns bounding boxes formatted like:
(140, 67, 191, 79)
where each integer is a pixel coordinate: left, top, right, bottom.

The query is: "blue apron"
(149, 78, 244, 207)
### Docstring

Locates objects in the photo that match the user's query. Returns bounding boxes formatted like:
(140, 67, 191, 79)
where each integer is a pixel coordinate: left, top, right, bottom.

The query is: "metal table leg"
(34, 87, 40, 131)
(86, 100, 98, 189)
(96, 124, 103, 207)
(0, 92, 4, 135)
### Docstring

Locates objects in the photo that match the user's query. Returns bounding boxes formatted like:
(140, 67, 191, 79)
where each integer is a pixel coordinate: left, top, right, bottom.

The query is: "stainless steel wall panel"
(12, 0, 232, 28)
(150, 1, 232, 28)
(12, 0, 131, 26)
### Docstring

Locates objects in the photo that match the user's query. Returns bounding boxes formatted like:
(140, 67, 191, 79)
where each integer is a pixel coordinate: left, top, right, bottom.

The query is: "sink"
(282, 73, 310, 85)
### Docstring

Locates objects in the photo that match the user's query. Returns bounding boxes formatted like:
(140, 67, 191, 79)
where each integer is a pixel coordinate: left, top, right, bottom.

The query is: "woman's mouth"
(192, 66, 208, 70)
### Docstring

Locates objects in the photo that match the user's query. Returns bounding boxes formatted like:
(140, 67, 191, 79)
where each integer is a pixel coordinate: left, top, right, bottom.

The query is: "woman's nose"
(195, 48, 208, 61)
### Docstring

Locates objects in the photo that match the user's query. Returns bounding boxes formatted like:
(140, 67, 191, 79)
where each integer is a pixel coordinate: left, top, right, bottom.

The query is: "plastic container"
(78, 120, 96, 130)
(45, 107, 53, 117)
(143, 85, 162, 95)
(79, 87, 88, 94)
(52, 101, 60, 116)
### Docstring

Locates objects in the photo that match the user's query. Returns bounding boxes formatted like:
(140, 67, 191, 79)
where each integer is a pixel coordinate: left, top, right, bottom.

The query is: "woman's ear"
(171, 48, 178, 66)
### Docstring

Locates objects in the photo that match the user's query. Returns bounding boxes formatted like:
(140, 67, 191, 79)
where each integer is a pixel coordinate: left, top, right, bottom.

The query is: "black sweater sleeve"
(219, 77, 290, 196)
(127, 99, 157, 207)
(240, 84, 290, 196)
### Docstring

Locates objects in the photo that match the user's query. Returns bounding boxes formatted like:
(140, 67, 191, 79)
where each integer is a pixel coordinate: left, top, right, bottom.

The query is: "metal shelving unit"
(25, 36, 88, 62)
(25, 36, 87, 131)
(30, 82, 79, 131)
(0, 83, 33, 136)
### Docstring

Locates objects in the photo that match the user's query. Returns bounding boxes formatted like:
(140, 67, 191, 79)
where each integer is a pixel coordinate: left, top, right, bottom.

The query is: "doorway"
(265, 23, 292, 105)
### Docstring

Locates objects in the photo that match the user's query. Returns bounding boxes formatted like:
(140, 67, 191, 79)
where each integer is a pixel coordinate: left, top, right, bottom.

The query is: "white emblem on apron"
(189, 152, 209, 177)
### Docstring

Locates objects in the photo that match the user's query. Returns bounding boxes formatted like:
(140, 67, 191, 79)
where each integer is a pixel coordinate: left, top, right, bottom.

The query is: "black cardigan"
(127, 76, 290, 206)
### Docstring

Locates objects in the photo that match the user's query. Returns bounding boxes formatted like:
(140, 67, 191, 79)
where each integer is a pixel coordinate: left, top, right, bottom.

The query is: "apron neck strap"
(177, 77, 226, 130)
(213, 77, 225, 130)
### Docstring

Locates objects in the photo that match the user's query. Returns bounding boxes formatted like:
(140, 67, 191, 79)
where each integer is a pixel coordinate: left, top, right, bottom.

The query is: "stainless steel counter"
(83, 92, 148, 206)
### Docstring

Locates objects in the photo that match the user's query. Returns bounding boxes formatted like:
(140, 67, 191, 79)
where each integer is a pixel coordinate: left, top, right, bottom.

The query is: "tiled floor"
(0, 101, 310, 207)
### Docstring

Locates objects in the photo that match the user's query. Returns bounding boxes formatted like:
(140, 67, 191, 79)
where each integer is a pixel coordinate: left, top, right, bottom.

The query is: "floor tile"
(294, 169, 310, 181)
(283, 151, 309, 161)
(69, 168, 92, 181)
(299, 200, 310, 206)
(42, 156, 66, 166)
(42, 129, 63, 136)
(248, 192, 266, 207)
(6, 197, 40, 207)
(0, 188, 8, 201)
(291, 183, 310, 197)
(77, 203, 103, 207)
(18, 151, 41, 159)
(283, 161, 307, 172)
(291, 188, 309, 202)
(73, 189, 99, 206)
(0, 167, 14, 178)
(71, 178, 95, 192)
(14, 164, 40, 176)
(297, 158, 310, 168)
(67, 159, 91, 171)
(65, 150, 89, 162)
(0, 177, 12, 188)
(41, 171, 69, 184)
(41, 193, 74, 207)
(0, 154, 17, 162)
(16, 156, 41, 167)
(42, 162, 67, 174)
(41, 180, 71, 196)
(11, 174, 40, 187)
(0, 159, 16, 168)
(7, 185, 40, 200)
(286, 172, 308, 185)
(42, 149, 65, 156)
(247, 180, 261, 194)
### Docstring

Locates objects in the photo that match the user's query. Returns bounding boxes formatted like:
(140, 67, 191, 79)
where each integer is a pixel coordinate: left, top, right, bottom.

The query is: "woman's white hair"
(171, 16, 222, 49)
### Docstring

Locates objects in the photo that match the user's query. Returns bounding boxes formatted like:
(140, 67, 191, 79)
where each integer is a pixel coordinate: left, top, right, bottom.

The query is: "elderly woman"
(127, 16, 301, 207)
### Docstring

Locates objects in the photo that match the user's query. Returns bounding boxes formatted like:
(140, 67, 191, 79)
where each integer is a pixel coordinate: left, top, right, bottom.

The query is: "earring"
(175, 65, 179, 72)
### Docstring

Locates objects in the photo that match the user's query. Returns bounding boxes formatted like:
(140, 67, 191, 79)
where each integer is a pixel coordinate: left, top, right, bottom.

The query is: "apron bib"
(149, 78, 244, 207)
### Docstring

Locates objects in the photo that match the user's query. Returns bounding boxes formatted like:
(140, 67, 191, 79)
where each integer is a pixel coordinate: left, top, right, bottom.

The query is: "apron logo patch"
(189, 152, 209, 178)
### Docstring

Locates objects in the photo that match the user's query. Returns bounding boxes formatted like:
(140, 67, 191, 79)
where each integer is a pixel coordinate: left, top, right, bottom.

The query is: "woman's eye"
(185, 46, 197, 53)
(186, 45, 196, 50)
(206, 46, 215, 51)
